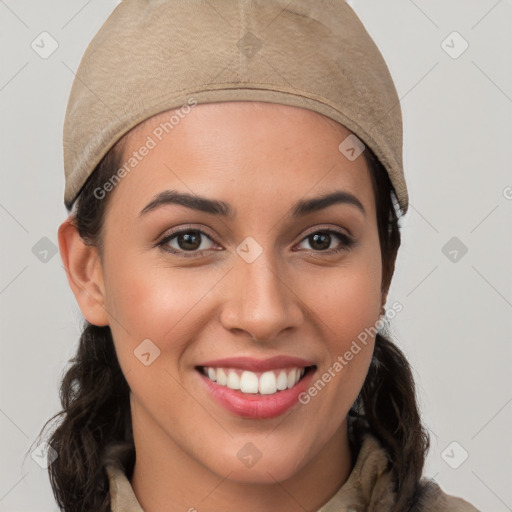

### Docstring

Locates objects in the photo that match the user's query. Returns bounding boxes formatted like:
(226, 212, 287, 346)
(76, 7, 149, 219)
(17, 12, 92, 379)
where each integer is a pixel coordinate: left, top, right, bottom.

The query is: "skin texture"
(59, 102, 385, 512)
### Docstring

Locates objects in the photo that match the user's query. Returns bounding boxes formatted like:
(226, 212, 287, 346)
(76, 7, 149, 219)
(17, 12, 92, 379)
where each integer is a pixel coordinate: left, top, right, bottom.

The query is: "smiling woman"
(30, 1, 480, 512)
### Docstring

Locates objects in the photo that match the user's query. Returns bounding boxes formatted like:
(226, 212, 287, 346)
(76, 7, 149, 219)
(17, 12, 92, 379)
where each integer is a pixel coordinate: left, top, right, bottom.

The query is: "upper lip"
(197, 356, 315, 372)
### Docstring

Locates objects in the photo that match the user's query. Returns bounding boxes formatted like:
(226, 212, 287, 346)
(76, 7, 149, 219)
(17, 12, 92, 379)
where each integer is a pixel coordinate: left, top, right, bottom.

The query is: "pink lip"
(197, 355, 315, 372)
(197, 366, 317, 420)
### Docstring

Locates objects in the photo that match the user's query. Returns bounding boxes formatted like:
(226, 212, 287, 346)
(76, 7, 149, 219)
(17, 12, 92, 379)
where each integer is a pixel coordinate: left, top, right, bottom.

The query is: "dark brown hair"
(31, 137, 430, 512)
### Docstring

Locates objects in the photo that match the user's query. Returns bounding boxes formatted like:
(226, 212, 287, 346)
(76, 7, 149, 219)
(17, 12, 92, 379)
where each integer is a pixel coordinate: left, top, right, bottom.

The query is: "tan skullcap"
(63, 0, 408, 214)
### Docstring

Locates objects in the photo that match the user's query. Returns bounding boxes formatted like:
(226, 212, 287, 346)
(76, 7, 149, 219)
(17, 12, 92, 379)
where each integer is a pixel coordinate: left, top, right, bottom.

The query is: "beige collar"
(106, 432, 397, 512)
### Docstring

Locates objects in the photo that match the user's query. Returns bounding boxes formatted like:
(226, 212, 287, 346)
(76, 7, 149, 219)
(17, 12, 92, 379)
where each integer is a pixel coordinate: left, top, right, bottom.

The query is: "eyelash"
(156, 226, 355, 258)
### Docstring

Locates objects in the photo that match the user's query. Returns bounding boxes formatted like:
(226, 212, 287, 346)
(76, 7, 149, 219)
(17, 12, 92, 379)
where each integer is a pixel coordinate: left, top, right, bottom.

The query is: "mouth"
(195, 359, 318, 419)
(196, 365, 316, 396)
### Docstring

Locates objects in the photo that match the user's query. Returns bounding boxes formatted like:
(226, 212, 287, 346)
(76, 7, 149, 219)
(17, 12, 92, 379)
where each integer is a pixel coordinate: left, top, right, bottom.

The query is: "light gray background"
(1, 0, 511, 510)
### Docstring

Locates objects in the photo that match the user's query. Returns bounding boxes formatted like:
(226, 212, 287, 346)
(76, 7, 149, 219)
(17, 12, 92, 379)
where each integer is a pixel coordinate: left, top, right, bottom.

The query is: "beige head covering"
(63, 0, 408, 214)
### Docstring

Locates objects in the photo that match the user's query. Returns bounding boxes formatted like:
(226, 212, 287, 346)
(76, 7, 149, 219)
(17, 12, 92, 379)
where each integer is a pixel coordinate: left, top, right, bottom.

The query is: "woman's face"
(80, 102, 383, 483)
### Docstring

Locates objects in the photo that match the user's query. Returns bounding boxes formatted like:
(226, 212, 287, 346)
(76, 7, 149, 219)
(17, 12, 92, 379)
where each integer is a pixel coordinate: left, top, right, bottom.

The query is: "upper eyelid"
(300, 225, 351, 239)
(159, 226, 218, 244)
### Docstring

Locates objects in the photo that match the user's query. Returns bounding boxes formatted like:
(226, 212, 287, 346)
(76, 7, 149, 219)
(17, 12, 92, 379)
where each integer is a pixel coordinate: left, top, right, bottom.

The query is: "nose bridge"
(220, 243, 303, 340)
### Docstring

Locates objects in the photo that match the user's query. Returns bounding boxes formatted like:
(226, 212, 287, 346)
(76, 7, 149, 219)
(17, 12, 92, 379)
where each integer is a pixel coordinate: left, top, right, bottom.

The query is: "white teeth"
(259, 371, 277, 395)
(202, 366, 309, 395)
(287, 368, 297, 388)
(226, 369, 240, 390)
(240, 371, 259, 393)
(217, 368, 227, 386)
(276, 370, 288, 390)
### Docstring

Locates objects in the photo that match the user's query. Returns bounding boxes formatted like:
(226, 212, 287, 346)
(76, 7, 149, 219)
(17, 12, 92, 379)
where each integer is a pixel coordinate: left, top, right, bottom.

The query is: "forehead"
(108, 101, 375, 219)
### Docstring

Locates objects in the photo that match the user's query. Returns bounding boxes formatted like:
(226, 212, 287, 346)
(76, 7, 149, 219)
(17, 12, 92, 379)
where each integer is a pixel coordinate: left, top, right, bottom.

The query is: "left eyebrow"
(138, 189, 366, 219)
(290, 191, 366, 218)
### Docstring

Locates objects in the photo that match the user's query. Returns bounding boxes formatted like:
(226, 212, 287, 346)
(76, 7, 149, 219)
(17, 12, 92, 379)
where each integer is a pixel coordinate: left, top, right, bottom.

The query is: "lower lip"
(198, 368, 316, 419)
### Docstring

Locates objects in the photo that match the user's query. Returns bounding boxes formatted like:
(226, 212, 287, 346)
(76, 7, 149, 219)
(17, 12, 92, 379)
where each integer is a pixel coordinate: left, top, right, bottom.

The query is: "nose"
(219, 251, 304, 342)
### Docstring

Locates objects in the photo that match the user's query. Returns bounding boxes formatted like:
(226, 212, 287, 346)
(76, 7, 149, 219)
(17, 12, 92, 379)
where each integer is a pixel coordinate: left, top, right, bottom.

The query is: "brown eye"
(157, 229, 218, 257)
(297, 229, 355, 254)
(175, 231, 202, 251)
(308, 232, 331, 251)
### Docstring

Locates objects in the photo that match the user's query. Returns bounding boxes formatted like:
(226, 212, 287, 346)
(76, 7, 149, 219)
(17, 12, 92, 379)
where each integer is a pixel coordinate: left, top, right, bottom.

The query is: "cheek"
(299, 248, 382, 393)
(312, 271, 379, 366)
(103, 255, 226, 362)
(303, 252, 382, 340)
(103, 260, 211, 416)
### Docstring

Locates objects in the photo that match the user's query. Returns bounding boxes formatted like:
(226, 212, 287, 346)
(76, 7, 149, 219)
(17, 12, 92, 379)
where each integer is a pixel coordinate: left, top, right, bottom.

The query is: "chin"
(209, 449, 306, 484)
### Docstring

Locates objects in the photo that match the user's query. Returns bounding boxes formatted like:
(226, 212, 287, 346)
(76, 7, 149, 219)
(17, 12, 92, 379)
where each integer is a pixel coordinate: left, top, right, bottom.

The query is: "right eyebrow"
(139, 190, 235, 218)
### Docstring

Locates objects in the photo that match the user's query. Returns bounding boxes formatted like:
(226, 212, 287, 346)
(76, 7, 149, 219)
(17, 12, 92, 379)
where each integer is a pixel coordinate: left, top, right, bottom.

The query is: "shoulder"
(410, 477, 481, 512)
